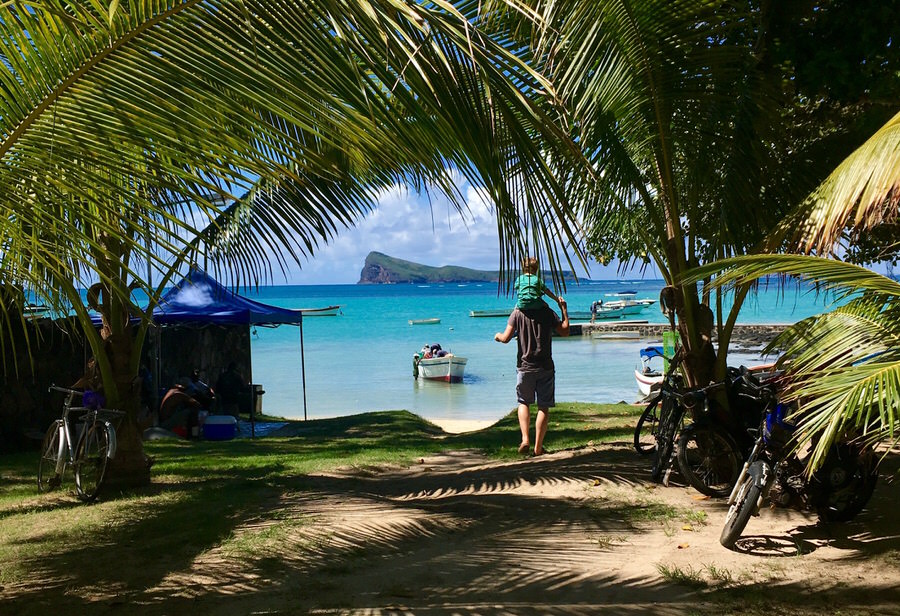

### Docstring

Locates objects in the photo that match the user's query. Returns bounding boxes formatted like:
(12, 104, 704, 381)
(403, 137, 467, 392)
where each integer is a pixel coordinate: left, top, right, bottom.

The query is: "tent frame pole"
(300, 321, 307, 421)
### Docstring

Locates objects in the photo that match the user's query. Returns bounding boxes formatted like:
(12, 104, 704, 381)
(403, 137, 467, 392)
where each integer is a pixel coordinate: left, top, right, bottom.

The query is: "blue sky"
(270, 176, 892, 286)
(279, 179, 641, 285)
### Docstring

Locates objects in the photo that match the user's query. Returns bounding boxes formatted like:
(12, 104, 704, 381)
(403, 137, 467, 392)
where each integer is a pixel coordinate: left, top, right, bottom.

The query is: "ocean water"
(244, 280, 840, 425)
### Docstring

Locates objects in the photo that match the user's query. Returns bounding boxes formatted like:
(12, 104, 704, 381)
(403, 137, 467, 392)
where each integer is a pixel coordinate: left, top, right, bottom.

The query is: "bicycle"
(645, 349, 688, 483)
(643, 349, 744, 492)
(37, 385, 124, 502)
(676, 366, 780, 497)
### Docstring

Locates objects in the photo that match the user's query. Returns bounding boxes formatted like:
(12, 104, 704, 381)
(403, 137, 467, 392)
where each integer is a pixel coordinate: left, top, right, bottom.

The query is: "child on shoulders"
(514, 257, 566, 312)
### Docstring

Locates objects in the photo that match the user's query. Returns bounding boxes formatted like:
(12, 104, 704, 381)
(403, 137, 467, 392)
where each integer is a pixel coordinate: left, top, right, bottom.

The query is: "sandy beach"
(427, 417, 496, 433)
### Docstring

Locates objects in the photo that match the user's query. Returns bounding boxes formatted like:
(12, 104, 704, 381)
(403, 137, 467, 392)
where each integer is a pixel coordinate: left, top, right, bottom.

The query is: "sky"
(255, 176, 891, 286)
(277, 177, 642, 285)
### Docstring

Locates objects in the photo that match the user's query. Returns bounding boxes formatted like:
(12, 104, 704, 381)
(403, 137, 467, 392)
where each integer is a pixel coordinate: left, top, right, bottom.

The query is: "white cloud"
(281, 179, 505, 284)
(276, 176, 636, 285)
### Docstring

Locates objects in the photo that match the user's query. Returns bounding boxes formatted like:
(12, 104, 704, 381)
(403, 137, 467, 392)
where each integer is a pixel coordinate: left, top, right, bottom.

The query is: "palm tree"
(687, 110, 900, 467)
(472, 0, 900, 390)
(469, 0, 851, 387)
(0, 1, 587, 486)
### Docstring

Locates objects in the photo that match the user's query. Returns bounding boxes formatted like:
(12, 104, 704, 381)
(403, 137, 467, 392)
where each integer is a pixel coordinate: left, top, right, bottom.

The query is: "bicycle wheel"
(650, 398, 682, 483)
(37, 420, 64, 493)
(74, 420, 110, 502)
(634, 399, 659, 455)
(676, 425, 742, 497)
(720, 462, 763, 549)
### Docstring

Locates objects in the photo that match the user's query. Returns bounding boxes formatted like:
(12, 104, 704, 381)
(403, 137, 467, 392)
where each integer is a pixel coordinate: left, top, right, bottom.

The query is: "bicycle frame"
(50, 386, 119, 468)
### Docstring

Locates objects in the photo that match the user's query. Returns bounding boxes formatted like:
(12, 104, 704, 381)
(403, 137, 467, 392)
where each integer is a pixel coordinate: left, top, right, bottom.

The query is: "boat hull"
(416, 356, 468, 383)
(635, 369, 664, 397)
(297, 305, 342, 316)
(409, 318, 441, 325)
(469, 310, 512, 318)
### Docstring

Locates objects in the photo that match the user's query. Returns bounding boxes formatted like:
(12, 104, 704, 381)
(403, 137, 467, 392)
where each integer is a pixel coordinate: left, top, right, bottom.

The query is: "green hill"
(358, 252, 587, 284)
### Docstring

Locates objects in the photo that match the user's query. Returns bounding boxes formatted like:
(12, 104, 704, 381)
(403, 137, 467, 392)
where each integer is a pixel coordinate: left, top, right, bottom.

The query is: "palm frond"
(685, 254, 900, 299)
(797, 110, 900, 253)
(0, 0, 587, 307)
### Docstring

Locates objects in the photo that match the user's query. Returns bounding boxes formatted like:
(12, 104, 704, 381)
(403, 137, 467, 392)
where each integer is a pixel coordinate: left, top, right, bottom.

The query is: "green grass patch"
(0, 402, 641, 588)
(656, 562, 707, 588)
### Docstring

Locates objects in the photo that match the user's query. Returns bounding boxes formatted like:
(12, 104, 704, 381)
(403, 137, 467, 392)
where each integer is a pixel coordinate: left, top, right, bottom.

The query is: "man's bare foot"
(517, 442, 530, 455)
(533, 447, 545, 456)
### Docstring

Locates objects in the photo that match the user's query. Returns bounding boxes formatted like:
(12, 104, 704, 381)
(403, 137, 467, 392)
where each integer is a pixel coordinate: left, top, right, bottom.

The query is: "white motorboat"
(635, 346, 665, 397)
(414, 354, 467, 383)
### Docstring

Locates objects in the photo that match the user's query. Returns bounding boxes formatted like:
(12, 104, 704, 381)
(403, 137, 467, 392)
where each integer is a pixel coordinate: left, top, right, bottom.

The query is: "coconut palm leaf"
(683, 253, 900, 467)
(795, 110, 900, 254)
(687, 253, 900, 299)
(0, 0, 585, 308)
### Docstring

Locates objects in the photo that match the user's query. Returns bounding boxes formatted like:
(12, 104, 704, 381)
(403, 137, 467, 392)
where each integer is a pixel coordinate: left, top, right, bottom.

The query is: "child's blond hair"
(522, 257, 539, 275)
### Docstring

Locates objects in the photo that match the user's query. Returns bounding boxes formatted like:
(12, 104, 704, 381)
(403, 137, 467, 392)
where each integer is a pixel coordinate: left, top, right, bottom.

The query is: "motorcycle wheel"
(720, 462, 763, 549)
(677, 425, 742, 498)
(816, 446, 878, 523)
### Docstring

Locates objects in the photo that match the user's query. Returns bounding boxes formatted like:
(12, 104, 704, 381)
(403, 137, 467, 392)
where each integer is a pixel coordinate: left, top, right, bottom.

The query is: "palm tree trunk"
(101, 329, 151, 490)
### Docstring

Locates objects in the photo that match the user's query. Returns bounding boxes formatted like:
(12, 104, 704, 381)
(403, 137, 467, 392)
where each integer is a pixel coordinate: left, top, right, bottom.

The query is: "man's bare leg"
(534, 407, 549, 455)
(517, 403, 531, 454)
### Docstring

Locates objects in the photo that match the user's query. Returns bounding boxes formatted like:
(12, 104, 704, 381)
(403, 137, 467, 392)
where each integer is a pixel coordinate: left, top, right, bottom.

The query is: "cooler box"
(203, 415, 238, 441)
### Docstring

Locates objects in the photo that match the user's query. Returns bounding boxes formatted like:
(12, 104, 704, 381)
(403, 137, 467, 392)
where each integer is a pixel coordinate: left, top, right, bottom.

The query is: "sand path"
(5, 443, 900, 615)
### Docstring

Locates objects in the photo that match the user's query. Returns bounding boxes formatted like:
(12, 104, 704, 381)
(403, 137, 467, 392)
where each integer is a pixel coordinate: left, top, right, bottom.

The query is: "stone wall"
(0, 318, 87, 453)
(570, 322, 787, 348)
(0, 320, 253, 453)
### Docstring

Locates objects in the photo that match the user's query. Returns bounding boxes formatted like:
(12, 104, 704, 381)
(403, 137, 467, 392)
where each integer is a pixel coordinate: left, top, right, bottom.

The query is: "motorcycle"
(720, 396, 878, 549)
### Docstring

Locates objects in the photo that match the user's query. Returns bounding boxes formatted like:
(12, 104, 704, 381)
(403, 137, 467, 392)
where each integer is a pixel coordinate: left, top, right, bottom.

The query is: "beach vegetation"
(655, 563, 707, 588)
(478, 1, 900, 388)
(0, 402, 636, 585)
(687, 115, 900, 468)
(0, 1, 590, 487)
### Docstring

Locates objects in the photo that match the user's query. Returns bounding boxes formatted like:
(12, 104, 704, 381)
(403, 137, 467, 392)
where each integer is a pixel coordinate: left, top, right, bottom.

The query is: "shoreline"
(427, 418, 496, 434)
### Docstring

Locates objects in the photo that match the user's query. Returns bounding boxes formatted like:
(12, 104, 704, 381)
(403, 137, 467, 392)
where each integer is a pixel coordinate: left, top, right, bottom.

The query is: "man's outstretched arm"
(556, 301, 570, 337)
(494, 323, 515, 344)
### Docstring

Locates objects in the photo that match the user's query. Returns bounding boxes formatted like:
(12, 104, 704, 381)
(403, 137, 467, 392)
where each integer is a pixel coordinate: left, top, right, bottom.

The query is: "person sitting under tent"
(158, 384, 204, 438)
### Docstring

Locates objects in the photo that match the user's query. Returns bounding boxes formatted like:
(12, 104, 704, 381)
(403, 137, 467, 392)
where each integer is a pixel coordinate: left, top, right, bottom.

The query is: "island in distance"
(358, 251, 592, 284)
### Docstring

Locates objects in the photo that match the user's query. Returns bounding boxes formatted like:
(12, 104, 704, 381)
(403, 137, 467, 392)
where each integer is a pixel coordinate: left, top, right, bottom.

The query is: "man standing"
(494, 297, 569, 456)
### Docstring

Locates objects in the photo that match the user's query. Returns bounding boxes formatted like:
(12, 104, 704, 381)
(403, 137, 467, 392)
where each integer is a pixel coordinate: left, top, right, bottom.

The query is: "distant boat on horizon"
(296, 305, 342, 316)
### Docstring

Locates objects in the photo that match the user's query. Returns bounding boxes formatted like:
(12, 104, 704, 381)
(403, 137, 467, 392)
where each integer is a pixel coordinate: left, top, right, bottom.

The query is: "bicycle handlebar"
(49, 385, 83, 397)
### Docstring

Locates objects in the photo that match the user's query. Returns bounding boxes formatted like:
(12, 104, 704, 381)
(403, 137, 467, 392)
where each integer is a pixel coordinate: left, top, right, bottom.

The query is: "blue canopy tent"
(97, 268, 310, 431)
(154, 268, 304, 327)
(157, 268, 308, 428)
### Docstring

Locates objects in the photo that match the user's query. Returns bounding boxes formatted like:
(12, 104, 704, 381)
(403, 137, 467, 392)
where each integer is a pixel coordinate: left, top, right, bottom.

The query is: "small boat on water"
(593, 330, 641, 340)
(23, 303, 50, 320)
(591, 297, 655, 319)
(592, 305, 631, 319)
(409, 318, 441, 325)
(635, 346, 665, 397)
(469, 309, 512, 318)
(296, 305, 342, 316)
(413, 343, 467, 383)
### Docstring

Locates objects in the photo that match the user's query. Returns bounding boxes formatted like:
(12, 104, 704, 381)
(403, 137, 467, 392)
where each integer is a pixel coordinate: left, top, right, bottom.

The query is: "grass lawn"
(2, 401, 897, 615)
(0, 402, 641, 588)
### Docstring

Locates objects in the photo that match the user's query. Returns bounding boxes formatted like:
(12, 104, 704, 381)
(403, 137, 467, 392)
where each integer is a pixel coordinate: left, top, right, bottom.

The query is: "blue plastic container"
(203, 415, 237, 441)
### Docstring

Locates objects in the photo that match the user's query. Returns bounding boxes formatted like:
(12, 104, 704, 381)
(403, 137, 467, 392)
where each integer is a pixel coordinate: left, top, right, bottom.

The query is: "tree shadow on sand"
(4, 443, 900, 615)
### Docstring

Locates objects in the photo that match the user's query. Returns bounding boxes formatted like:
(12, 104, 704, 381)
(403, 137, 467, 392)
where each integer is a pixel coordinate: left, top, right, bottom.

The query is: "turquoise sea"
(243, 279, 840, 426)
